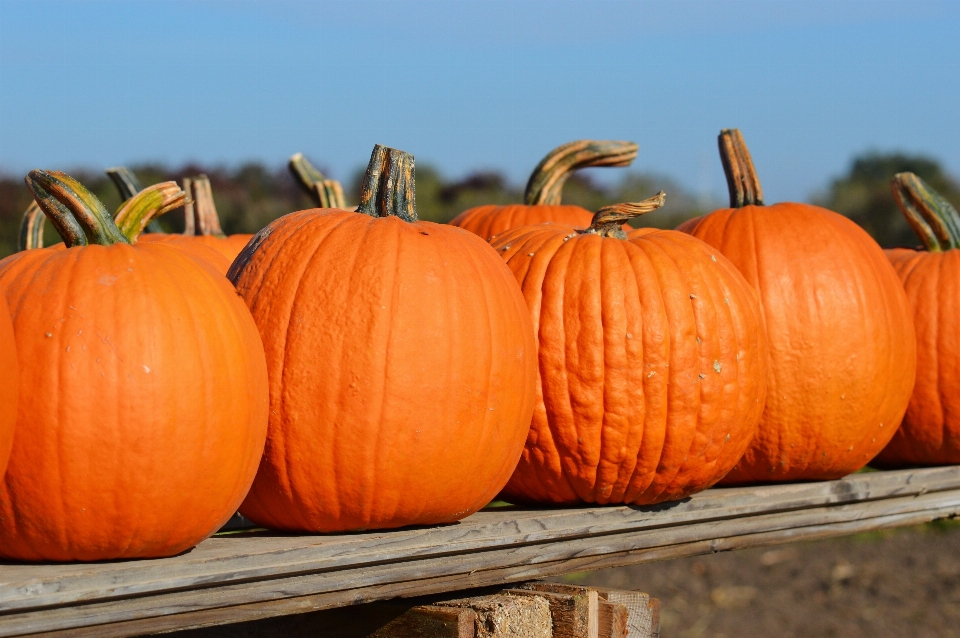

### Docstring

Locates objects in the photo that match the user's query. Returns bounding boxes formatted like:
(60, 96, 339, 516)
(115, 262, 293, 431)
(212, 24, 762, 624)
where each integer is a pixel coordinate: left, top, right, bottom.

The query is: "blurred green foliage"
(0, 163, 711, 259)
(815, 153, 960, 248)
(2, 151, 958, 260)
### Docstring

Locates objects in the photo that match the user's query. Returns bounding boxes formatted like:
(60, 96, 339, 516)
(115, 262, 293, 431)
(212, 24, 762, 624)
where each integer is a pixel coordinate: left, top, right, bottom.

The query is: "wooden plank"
(3, 466, 957, 614)
(0, 467, 958, 637)
(0, 467, 960, 611)
(4, 490, 959, 638)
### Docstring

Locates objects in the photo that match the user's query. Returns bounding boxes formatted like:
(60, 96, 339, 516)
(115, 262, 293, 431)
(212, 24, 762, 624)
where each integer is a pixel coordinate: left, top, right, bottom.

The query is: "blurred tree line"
(0, 152, 957, 259)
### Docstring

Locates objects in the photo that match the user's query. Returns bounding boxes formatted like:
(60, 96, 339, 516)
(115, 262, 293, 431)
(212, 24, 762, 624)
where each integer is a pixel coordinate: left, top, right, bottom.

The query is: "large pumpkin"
(17, 170, 232, 275)
(0, 171, 269, 561)
(450, 140, 637, 240)
(679, 129, 916, 482)
(0, 296, 16, 480)
(230, 145, 537, 532)
(491, 194, 768, 505)
(875, 173, 960, 466)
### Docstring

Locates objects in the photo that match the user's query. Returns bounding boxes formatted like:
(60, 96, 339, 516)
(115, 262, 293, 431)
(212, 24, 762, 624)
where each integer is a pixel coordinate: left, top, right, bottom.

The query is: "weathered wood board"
(0, 466, 957, 637)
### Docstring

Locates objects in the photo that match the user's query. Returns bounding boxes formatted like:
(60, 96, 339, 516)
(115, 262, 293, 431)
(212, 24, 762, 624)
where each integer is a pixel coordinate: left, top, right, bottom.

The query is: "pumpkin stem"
(289, 153, 348, 208)
(106, 166, 165, 233)
(891, 172, 960, 252)
(17, 201, 45, 251)
(356, 144, 417, 222)
(524, 140, 638, 206)
(25, 170, 130, 248)
(114, 182, 189, 241)
(182, 175, 226, 237)
(580, 191, 667, 239)
(718, 129, 764, 208)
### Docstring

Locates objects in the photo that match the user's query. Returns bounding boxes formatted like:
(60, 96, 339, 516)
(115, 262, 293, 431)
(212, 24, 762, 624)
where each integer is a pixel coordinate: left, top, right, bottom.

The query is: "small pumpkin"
(0, 171, 268, 561)
(230, 145, 537, 532)
(679, 129, 916, 482)
(874, 174, 960, 466)
(288, 152, 349, 208)
(0, 296, 16, 480)
(492, 193, 768, 505)
(450, 140, 638, 240)
(17, 168, 232, 274)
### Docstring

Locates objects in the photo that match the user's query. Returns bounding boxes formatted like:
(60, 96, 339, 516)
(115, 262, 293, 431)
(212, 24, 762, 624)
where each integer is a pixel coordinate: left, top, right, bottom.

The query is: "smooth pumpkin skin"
(192, 233, 255, 263)
(450, 205, 595, 241)
(231, 209, 537, 532)
(491, 225, 767, 505)
(0, 296, 16, 479)
(135, 234, 236, 274)
(679, 203, 916, 482)
(875, 249, 960, 465)
(0, 242, 269, 561)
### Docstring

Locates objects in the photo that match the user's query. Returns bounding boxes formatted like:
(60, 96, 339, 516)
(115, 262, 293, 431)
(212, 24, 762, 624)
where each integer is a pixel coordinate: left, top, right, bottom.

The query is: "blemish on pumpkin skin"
(44, 332, 52, 338)
(713, 360, 721, 373)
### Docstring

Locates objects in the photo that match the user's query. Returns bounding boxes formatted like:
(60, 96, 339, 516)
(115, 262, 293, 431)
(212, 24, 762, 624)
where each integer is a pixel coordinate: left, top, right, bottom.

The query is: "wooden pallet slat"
(0, 467, 957, 637)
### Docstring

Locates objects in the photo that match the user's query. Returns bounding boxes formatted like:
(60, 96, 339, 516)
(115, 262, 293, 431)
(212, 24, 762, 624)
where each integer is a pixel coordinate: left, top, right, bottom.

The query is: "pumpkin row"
(0, 130, 951, 563)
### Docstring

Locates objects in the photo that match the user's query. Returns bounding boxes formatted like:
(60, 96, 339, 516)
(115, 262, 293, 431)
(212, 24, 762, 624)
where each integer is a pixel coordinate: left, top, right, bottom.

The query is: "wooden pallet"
(1, 466, 958, 637)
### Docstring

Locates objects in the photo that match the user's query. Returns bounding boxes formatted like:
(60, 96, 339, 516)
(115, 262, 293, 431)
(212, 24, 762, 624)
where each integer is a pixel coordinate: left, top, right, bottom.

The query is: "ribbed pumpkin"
(450, 140, 637, 240)
(491, 193, 768, 505)
(875, 174, 960, 466)
(17, 169, 232, 275)
(679, 129, 916, 482)
(230, 145, 537, 532)
(0, 171, 269, 561)
(0, 296, 16, 480)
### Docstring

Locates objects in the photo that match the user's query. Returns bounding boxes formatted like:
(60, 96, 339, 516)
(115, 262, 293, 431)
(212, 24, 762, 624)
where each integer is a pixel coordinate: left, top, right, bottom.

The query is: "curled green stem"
(892, 172, 960, 251)
(114, 183, 189, 241)
(719, 129, 764, 208)
(524, 140, 638, 206)
(356, 145, 417, 222)
(25, 170, 129, 247)
(580, 191, 666, 239)
(106, 166, 165, 234)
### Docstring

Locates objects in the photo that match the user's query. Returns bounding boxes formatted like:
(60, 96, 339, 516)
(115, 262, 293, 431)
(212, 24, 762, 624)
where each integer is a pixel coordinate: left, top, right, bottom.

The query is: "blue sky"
(1, 0, 959, 202)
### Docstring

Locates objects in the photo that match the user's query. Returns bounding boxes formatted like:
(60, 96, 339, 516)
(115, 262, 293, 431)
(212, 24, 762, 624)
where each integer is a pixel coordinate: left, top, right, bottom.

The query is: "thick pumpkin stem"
(718, 129, 764, 208)
(524, 140, 638, 206)
(17, 201, 45, 251)
(106, 166, 165, 233)
(356, 145, 417, 222)
(114, 183, 189, 241)
(891, 172, 960, 252)
(580, 191, 666, 239)
(290, 153, 348, 208)
(25, 170, 129, 248)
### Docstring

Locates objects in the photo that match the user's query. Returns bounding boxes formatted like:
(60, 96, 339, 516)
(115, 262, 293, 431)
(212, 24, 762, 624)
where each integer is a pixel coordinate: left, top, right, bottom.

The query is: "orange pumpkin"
(679, 129, 916, 482)
(0, 171, 268, 561)
(491, 194, 768, 505)
(875, 174, 960, 466)
(0, 295, 16, 480)
(230, 145, 537, 532)
(450, 140, 637, 240)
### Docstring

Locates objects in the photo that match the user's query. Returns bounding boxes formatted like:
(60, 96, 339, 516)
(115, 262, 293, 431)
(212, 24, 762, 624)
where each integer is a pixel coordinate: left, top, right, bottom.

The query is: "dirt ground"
(562, 522, 960, 638)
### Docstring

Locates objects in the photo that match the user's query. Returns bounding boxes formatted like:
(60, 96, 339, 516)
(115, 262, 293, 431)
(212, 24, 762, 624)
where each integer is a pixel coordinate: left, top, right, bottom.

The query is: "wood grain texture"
(1, 468, 959, 637)
(369, 605, 475, 638)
